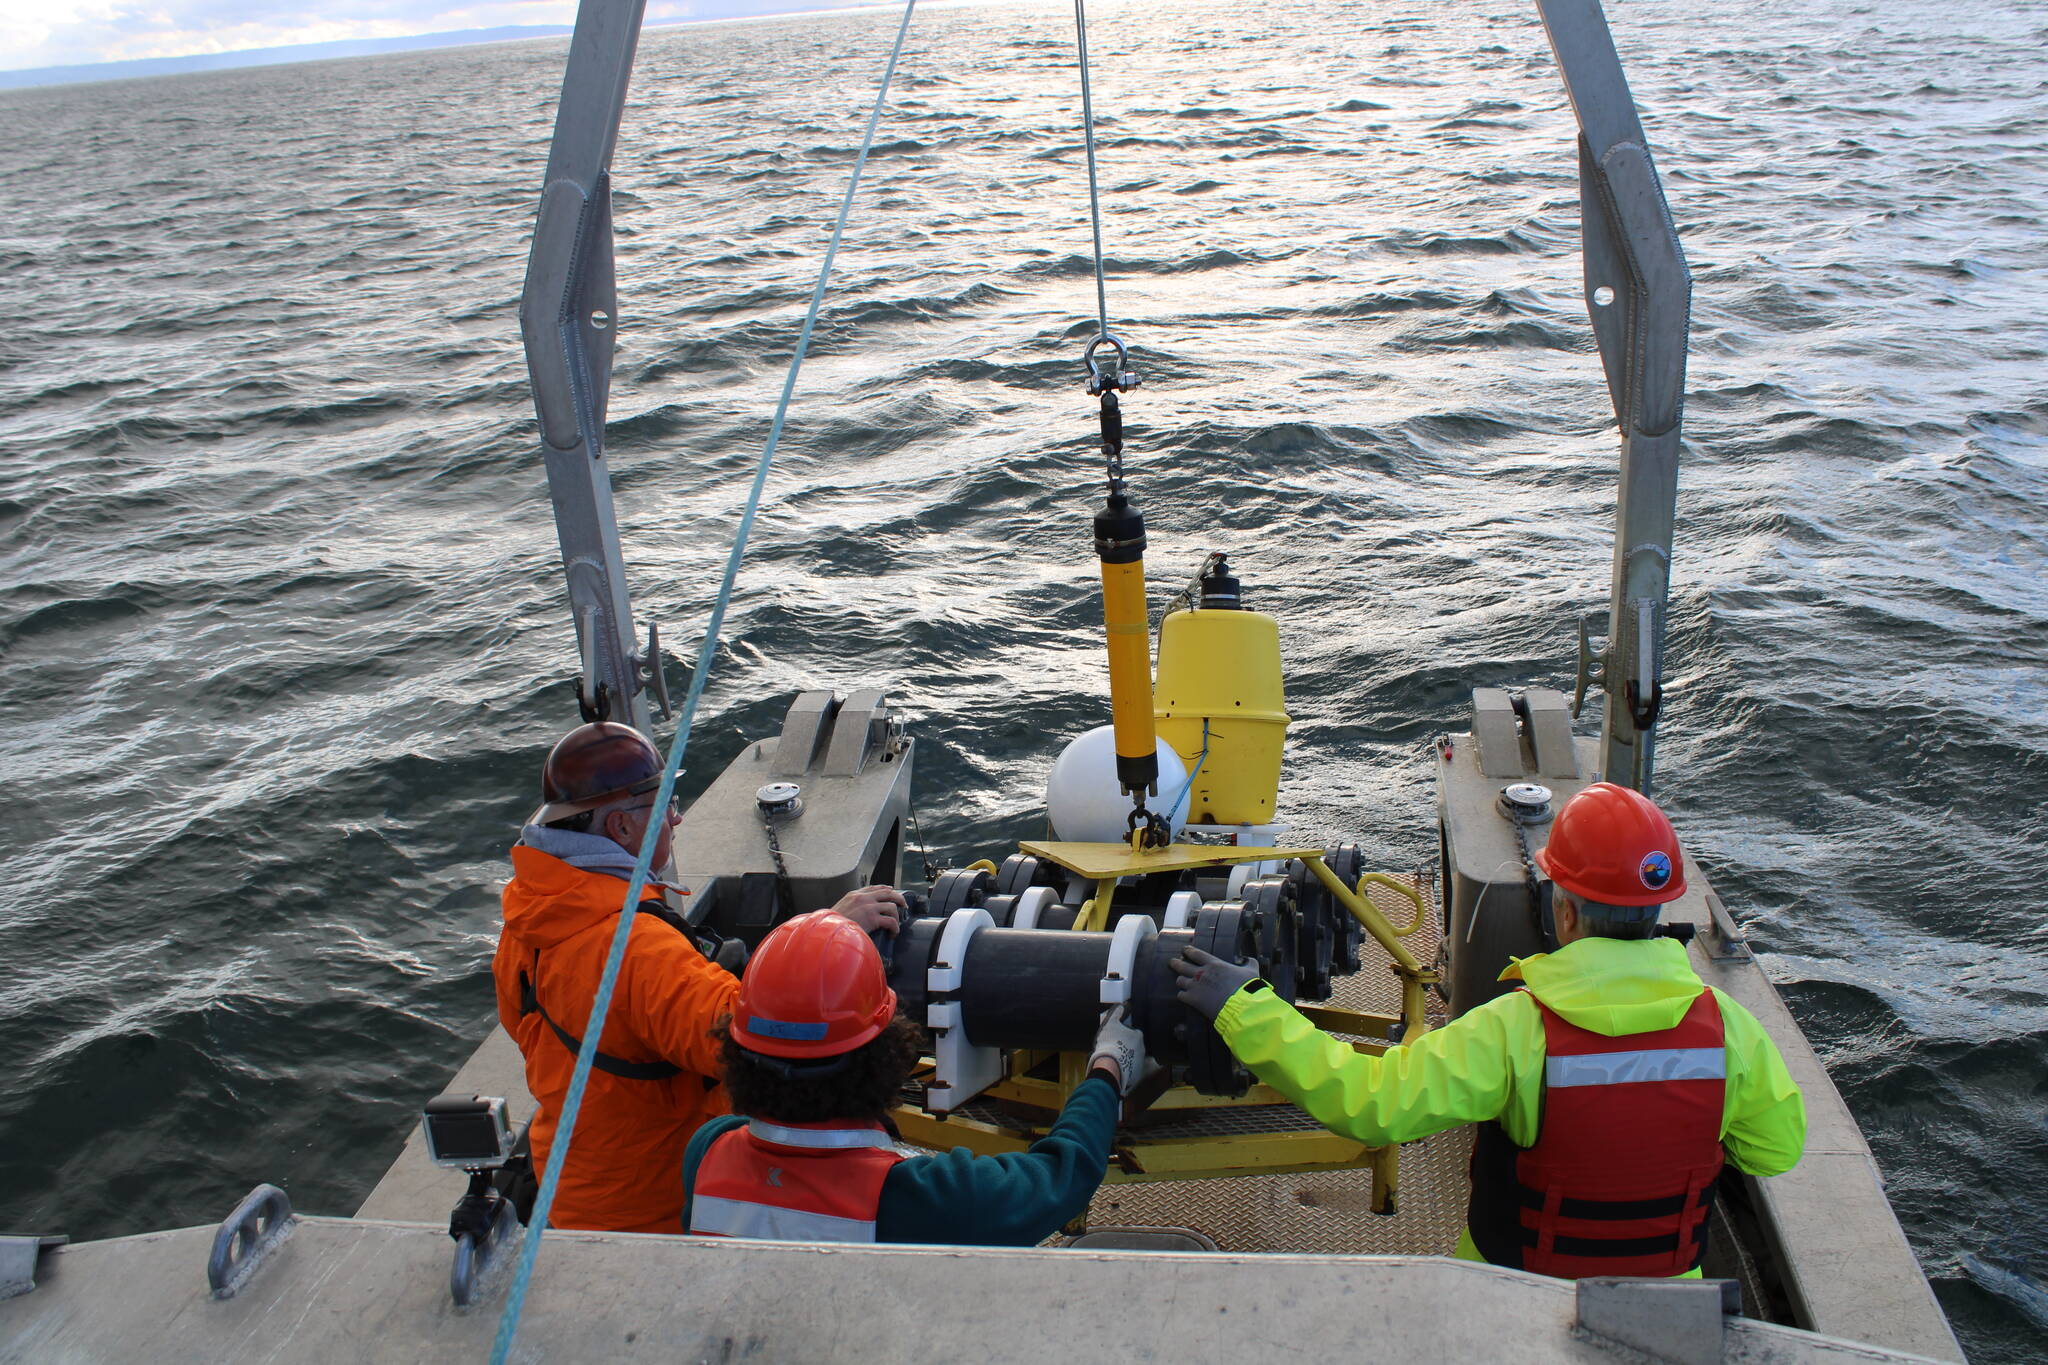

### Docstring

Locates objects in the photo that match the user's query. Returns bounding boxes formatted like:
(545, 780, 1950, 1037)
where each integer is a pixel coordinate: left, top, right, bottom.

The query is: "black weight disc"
(885, 916, 948, 1019)
(929, 867, 994, 917)
(995, 854, 1041, 896)
(1324, 845, 1366, 975)
(1243, 876, 1299, 1003)
(1284, 860, 1335, 1001)
(1185, 905, 1255, 1096)
(1134, 927, 1196, 1063)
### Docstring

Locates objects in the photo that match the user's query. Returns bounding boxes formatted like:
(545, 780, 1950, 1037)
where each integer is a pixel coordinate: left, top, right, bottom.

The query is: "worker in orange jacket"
(492, 721, 902, 1233)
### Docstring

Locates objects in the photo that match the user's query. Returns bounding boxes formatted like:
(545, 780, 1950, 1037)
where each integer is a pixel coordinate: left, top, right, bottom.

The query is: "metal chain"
(761, 808, 798, 919)
(1512, 822, 1546, 939)
(1099, 387, 1124, 485)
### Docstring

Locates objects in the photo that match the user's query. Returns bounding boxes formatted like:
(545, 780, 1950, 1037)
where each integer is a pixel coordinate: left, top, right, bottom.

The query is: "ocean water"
(1, 0, 2043, 1356)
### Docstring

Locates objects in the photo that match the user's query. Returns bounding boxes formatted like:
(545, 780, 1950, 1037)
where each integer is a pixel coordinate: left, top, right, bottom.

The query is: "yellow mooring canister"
(1153, 557, 1290, 825)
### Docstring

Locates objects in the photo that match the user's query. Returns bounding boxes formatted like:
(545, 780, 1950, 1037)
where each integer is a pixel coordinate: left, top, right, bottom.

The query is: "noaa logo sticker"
(1639, 850, 1673, 891)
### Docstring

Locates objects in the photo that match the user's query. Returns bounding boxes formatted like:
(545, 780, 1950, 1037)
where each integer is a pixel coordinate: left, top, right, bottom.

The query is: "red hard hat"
(1532, 781, 1687, 907)
(532, 722, 663, 824)
(730, 910, 896, 1059)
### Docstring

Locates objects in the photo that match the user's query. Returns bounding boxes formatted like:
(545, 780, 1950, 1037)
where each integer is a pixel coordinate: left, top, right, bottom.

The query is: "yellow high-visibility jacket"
(1213, 935, 1806, 1261)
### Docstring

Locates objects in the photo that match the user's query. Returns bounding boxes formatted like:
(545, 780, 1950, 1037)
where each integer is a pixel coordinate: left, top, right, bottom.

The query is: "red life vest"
(688, 1118, 908, 1243)
(1467, 987, 1727, 1278)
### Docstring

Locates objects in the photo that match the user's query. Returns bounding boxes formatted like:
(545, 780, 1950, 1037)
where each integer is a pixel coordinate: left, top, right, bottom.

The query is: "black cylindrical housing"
(1093, 490, 1147, 565)
(959, 928, 1113, 1051)
(1199, 555, 1242, 609)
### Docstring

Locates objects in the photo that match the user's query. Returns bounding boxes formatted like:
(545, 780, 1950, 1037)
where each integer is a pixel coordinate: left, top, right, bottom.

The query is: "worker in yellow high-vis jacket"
(1172, 783, 1805, 1279)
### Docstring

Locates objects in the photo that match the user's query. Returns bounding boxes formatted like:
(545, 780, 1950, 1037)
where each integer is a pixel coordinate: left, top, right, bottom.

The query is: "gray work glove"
(1170, 945, 1261, 1021)
(1087, 1004, 1148, 1098)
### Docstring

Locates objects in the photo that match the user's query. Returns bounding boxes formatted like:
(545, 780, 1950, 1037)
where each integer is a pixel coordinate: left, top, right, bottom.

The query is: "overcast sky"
(0, 0, 882, 72)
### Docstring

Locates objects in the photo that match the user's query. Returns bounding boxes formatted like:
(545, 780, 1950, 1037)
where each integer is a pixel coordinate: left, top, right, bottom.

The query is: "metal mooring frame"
(890, 842, 1437, 1213)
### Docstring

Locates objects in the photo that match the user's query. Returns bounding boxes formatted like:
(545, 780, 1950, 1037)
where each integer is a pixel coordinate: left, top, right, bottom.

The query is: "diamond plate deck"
(1075, 869, 1473, 1255)
(1082, 1126, 1472, 1255)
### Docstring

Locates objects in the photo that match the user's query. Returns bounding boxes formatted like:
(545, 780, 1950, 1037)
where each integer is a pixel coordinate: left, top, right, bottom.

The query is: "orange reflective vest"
(492, 844, 739, 1234)
(689, 1118, 907, 1242)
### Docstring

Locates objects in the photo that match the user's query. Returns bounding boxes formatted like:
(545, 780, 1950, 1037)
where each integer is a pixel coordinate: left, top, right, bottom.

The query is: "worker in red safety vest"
(1171, 782, 1806, 1279)
(492, 722, 904, 1234)
(681, 909, 1144, 1244)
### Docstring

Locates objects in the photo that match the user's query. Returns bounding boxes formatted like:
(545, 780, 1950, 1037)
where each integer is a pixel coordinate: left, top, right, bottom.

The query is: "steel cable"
(1073, 0, 1111, 344)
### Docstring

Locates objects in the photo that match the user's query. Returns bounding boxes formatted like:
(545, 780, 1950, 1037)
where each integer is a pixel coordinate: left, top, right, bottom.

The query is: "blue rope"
(490, 6, 918, 1356)
(1164, 718, 1209, 826)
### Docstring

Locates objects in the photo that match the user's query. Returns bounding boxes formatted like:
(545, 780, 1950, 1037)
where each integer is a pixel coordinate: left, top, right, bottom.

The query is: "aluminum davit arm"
(519, 0, 669, 734)
(1536, 0, 1692, 795)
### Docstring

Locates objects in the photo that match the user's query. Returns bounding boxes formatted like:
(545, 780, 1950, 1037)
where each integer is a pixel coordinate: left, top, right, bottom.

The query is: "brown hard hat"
(532, 722, 663, 824)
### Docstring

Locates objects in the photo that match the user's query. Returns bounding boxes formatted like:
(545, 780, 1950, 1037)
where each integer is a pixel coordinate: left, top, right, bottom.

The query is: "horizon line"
(0, 0, 1008, 92)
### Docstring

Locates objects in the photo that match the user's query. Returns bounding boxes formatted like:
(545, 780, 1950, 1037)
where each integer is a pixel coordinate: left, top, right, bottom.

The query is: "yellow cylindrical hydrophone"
(1154, 558, 1290, 824)
(1100, 555, 1155, 790)
(1094, 482, 1157, 797)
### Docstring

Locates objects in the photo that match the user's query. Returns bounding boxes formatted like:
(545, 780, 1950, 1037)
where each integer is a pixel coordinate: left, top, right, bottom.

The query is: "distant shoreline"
(0, 1, 988, 95)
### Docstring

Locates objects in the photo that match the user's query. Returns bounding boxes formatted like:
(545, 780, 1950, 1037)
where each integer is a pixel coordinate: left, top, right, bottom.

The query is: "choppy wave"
(0, 0, 2044, 1357)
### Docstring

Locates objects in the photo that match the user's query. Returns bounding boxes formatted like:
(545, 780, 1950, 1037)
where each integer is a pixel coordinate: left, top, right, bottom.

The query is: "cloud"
(0, 0, 883, 73)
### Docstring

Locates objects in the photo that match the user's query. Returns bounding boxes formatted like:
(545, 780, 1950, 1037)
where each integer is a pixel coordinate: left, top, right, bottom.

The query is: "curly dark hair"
(714, 1013, 925, 1125)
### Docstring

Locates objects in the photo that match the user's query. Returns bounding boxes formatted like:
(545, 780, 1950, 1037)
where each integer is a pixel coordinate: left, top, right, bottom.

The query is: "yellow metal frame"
(890, 842, 1440, 1215)
(890, 1102, 1394, 1201)
(1357, 871, 1427, 936)
(1019, 839, 1324, 881)
(1018, 839, 1440, 1043)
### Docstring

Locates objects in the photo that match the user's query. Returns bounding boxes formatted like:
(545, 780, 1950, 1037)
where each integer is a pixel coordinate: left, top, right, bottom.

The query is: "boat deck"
(352, 862, 1962, 1362)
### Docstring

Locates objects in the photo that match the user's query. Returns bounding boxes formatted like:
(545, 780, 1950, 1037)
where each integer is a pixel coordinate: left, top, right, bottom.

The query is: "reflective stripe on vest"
(688, 1119, 906, 1244)
(1466, 986, 1727, 1279)
(746, 1119, 899, 1151)
(690, 1195, 877, 1243)
(1545, 1046, 1726, 1088)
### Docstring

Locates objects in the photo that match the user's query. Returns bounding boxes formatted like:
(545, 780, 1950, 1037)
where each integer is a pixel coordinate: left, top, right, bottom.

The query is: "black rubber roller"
(959, 928, 1114, 1052)
(882, 904, 1261, 1098)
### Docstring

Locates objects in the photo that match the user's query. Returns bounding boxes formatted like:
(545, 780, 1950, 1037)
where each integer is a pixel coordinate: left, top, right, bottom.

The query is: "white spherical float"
(1045, 725, 1190, 843)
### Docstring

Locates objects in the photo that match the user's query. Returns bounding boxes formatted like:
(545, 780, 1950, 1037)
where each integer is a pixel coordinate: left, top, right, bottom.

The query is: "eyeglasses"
(630, 797, 682, 823)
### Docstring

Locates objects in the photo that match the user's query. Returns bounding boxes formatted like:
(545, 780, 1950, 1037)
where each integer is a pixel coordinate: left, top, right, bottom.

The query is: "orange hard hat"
(1532, 781, 1687, 907)
(730, 910, 897, 1059)
(532, 722, 663, 824)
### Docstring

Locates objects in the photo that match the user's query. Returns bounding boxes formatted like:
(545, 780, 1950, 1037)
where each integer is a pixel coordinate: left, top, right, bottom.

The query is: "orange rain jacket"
(492, 844, 739, 1233)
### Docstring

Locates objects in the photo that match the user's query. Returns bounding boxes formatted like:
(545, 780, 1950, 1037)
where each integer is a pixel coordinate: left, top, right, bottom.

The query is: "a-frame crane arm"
(518, 0, 667, 733)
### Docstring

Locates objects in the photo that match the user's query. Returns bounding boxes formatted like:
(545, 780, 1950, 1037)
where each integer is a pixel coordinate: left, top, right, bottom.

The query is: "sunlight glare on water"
(0, 0, 2043, 1357)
